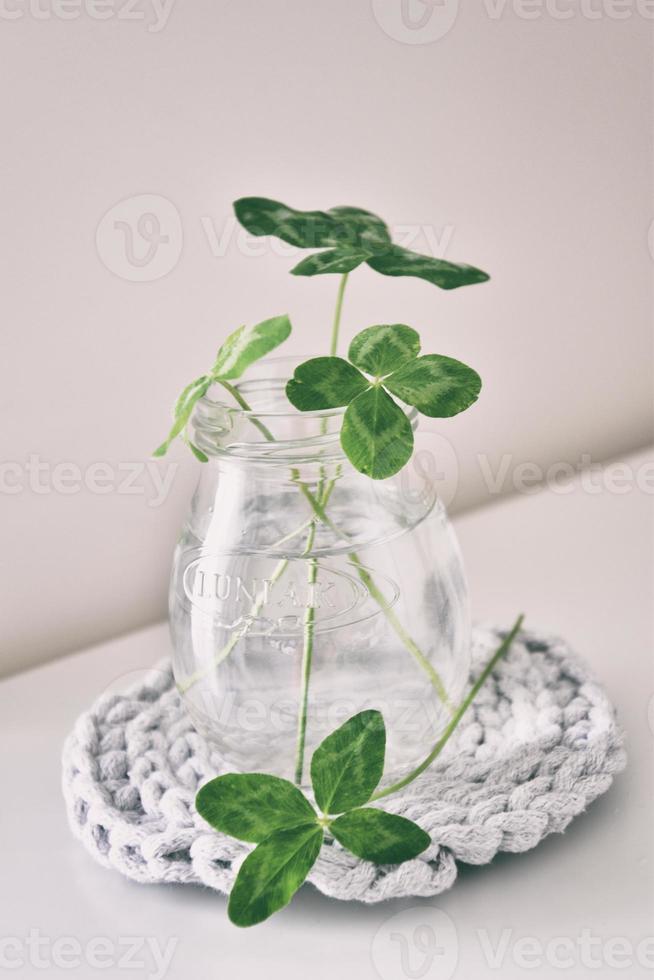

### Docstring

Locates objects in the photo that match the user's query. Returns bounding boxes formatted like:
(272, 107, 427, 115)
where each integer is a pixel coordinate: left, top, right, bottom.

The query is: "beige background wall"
(2, 1, 652, 677)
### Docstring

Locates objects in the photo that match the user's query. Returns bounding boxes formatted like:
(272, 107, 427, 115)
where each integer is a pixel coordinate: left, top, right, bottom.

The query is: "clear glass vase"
(169, 357, 471, 787)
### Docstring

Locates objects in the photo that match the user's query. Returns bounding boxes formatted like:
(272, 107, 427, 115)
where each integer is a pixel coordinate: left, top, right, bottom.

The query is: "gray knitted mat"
(61, 625, 626, 904)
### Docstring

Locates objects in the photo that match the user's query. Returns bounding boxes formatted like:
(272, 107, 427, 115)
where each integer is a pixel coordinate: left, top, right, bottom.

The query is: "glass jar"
(169, 356, 471, 788)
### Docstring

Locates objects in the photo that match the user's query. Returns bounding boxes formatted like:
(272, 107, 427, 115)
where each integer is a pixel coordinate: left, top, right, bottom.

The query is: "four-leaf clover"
(196, 710, 430, 927)
(285, 323, 481, 479)
(234, 197, 490, 290)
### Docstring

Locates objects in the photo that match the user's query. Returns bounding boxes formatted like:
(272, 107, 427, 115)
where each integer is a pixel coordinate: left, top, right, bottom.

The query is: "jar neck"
(191, 356, 417, 473)
(187, 360, 431, 557)
(192, 383, 346, 470)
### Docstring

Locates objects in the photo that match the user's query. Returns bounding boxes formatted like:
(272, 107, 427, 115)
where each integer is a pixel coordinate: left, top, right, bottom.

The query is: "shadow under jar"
(169, 356, 471, 788)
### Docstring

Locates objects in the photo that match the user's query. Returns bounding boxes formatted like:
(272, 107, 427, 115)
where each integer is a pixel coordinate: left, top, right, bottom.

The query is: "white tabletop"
(2, 449, 652, 979)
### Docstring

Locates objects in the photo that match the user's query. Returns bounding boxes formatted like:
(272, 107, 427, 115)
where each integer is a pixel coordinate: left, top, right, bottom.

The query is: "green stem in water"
(329, 273, 349, 357)
(214, 378, 276, 442)
(294, 531, 319, 785)
(293, 478, 453, 710)
(294, 272, 350, 782)
(351, 557, 452, 709)
(370, 615, 524, 802)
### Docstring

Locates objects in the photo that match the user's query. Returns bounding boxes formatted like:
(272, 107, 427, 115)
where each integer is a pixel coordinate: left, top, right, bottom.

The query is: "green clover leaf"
(195, 707, 429, 928)
(193, 621, 523, 927)
(212, 315, 292, 380)
(233, 198, 338, 248)
(153, 314, 291, 459)
(367, 243, 490, 290)
(290, 247, 373, 277)
(233, 196, 488, 288)
(330, 809, 431, 864)
(341, 386, 414, 481)
(196, 773, 317, 843)
(310, 709, 386, 814)
(326, 206, 393, 251)
(285, 357, 370, 411)
(227, 824, 324, 927)
(385, 353, 482, 418)
(234, 198, 391, 254)
(285, 323, 481, 480)
(153, 374, 211, 458)
(348, 323, 420, 377)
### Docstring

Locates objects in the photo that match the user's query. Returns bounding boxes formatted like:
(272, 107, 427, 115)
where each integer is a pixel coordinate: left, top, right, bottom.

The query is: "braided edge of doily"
(61, 626, 626, 903)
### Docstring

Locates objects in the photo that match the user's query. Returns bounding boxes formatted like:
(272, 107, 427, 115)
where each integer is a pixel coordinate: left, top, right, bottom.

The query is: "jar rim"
(198, 354, 349, 420)
(192, 354, 418, 464)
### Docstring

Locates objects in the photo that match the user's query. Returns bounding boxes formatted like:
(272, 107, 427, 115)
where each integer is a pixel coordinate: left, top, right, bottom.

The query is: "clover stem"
(213, 378, 276, 442)
(349, 556, 452, 709)
(192, 349, 455, 768)
(294, 530, 319, 785)
(329, 273, 349, 356)
(294, 272, 349, 781)
(292, 479, 453, 710)
(370, 615, 524, 802)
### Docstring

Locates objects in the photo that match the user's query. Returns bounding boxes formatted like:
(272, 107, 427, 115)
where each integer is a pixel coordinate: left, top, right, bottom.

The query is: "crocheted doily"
(61, 626, 626, 903)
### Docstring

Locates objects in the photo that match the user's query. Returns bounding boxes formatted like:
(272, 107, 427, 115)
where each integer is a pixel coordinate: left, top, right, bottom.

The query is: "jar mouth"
(202, 381, 347, 422)
(198, 355, 349, 420)
(193, 354, 418, 465)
